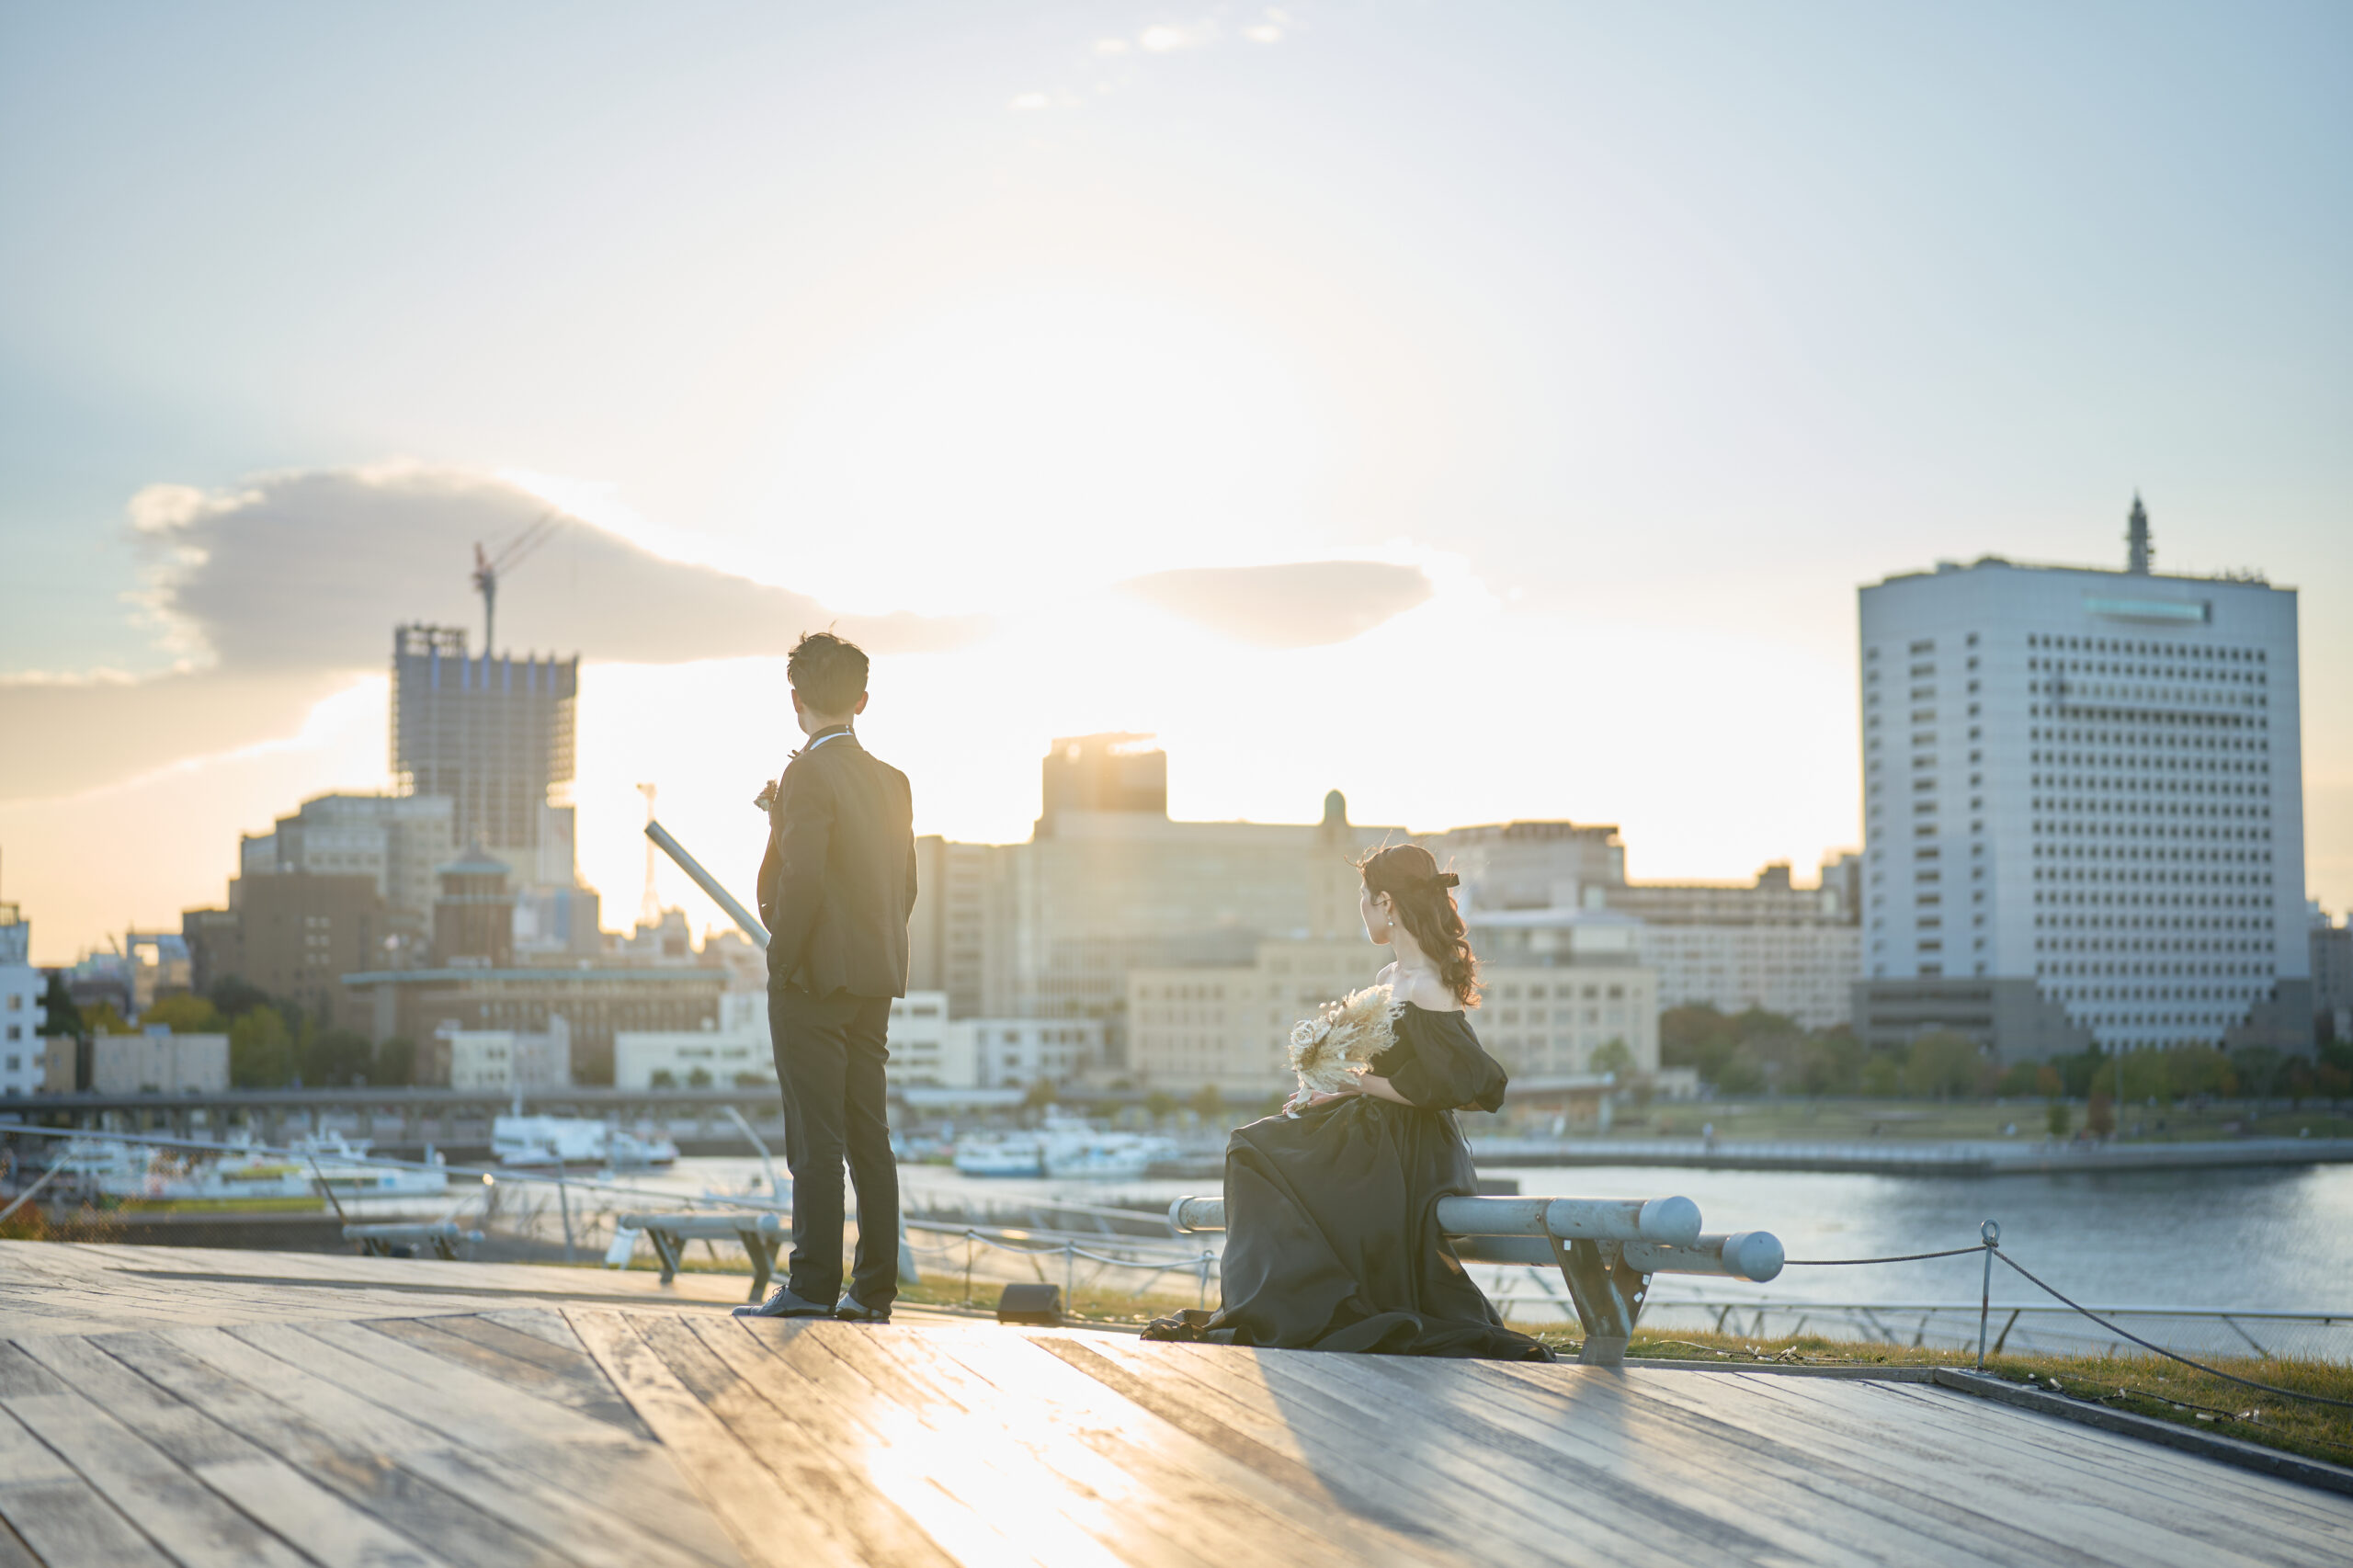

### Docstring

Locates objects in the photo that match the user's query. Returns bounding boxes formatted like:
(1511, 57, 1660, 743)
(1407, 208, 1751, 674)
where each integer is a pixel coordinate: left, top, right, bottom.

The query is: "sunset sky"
(3, 2, 2347, 965)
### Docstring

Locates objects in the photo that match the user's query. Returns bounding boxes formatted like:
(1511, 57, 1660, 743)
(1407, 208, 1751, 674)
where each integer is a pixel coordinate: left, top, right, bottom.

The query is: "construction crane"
(471, 507, 566, 653)
(637, 782, 663, 929)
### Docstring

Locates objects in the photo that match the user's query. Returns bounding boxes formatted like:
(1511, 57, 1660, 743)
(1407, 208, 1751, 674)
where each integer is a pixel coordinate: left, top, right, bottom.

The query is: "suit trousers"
(768, 983, 900, 1309)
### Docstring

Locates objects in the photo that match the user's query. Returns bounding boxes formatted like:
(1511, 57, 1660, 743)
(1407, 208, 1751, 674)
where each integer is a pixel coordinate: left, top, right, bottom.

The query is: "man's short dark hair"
(788, 631, 870, 715)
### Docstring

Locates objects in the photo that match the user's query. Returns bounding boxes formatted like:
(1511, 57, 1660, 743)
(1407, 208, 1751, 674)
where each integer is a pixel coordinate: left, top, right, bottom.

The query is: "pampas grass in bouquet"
(1284, 984, 1403, 1116)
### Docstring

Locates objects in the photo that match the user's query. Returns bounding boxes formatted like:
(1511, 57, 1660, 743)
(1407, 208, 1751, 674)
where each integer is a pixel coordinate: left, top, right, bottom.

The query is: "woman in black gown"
(1145, 845, 1552, 1361)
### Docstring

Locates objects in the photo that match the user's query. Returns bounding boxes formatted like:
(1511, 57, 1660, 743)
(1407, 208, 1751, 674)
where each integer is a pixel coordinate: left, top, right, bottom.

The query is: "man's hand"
(752, 778, 779, 812)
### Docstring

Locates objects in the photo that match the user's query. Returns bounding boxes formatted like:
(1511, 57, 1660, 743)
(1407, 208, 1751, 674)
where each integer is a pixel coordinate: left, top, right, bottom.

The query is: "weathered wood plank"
(1110, 1336, 1756, 1568)
(1480, 1361, 2263, 1568)
(0, 1390, 321, 1568)
(884, 1327, 1468, 1568)
(0, 1404, 175, 1568)
(1564, 1366, 2347, 1562)
(233, 1317, 732, 1562)
(565, 1308, 878, 1568)
(364, 1316, 652, 1437)
(121, 1326, 727, 1568)
(1022, 1334, 1467, 1554)
(631, 1312, 961, 1568)
(20, 1333, 565, 1568)
(710, 1316, 1103, 1567)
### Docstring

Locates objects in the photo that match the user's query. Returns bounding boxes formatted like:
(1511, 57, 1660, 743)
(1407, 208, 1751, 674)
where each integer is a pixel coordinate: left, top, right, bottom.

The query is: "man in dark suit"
(734, 631, 916, 1324)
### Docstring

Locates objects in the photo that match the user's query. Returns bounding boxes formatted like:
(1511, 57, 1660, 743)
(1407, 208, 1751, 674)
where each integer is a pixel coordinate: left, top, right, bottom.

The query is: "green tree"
(373, 1036, 415, 1087)
(34, 974, 82, 1038)
(2046, 1100, 2072, 1138)
(1799, 1027, 1864, 1096)
(302, 1027, 374, 1086)
(2229, 1046, 2283, 1101)
(2086, 1090, 2116, 1137)
(81, 1001, 138, 1036)
(1859, 1053, 1901, 1096)
(1659, 1004, 1738, 1085)
(205, 976, 274, 1021)
(1023, 1078, 1060, 1111)
(1903, 1031, 1984, 1099)
(1189, 1083, 1225, 1122)
(1144, 1089, 1178, 1123)
(1995, 1062, 2040, 1097)
(229, 1006, 296, 1088)
(686, 1066, 714, 1088)
(141, 994, 222, 1033)
(648, 1068, 677, 1088)
(1589, 1039, 1634, 1078)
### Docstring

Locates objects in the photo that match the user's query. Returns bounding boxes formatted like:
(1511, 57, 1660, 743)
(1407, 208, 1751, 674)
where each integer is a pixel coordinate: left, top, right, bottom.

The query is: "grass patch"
(1507, 1322, 2353, 1470)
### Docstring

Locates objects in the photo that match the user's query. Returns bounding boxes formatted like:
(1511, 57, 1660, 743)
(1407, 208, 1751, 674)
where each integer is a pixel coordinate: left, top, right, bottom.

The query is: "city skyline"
(3, 4, 2347, 961)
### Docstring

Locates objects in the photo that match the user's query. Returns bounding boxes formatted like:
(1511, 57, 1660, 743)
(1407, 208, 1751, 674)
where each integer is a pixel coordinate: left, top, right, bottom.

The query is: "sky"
(1, 1, 2347, 965)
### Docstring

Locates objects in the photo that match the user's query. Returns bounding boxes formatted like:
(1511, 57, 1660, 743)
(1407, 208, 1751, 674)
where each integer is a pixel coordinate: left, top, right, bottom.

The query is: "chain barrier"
(1771, 1218, 2353, 1413)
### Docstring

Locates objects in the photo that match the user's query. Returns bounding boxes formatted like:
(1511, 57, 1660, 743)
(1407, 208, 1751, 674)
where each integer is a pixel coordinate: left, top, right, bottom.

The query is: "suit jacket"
(757, 730, 917, 998)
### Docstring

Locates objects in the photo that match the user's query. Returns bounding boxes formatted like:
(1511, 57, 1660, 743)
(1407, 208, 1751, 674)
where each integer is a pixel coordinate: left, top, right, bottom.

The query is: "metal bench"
(615, 1210, 789, 1302)
(344, 1221, 484, 1261)
(1169, 1192, 1783, 1366)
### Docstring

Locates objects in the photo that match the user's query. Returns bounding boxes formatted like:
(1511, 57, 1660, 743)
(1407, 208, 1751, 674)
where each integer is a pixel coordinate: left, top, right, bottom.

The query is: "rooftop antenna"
(637, 783, 662, 929)
(2126, 493, 2152, 574)
(471, 507, 567, 653)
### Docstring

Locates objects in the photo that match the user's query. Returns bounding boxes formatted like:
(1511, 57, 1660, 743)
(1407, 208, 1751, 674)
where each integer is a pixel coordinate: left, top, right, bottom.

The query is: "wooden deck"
(1, 1241, 2345, 1566)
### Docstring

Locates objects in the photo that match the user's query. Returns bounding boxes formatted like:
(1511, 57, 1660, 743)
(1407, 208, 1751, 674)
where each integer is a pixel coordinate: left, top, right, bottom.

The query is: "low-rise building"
(438, 1016, 572, 1091)
(1129, 932, 1662, 1097)
(613, 991, 962, 1091)
(343, 964, 725, 1085)
(0, 903, 44, 1097)
(91, 1027, 229, 1096)
(946, 1017, 1103, 1090)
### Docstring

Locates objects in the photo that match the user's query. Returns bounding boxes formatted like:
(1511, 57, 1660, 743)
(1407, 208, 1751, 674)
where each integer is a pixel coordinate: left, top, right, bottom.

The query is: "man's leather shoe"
(733, 1287, 835, 1319)
(835, 1296, 892, 1324)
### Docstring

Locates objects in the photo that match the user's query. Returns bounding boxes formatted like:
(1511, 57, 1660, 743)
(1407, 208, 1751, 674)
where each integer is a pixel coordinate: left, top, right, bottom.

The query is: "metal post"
(1977, 1220, 2000, 1371)
(556, 1162, 576, 1264)
(1064, 1240, 1075, 1308)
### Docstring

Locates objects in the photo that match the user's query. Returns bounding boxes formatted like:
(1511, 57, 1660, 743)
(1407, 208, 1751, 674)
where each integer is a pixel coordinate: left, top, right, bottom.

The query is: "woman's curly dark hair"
(1359, 844, 1480, 1007)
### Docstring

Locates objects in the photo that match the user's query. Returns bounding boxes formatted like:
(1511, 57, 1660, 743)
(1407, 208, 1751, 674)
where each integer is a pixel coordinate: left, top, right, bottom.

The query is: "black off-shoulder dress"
(1171, 1003, 1552, 1360)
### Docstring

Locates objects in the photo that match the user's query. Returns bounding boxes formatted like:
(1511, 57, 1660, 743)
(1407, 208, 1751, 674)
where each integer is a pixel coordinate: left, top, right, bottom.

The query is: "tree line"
(1660, 1002, 2353, 1106)
(37, 974, 415, 1089)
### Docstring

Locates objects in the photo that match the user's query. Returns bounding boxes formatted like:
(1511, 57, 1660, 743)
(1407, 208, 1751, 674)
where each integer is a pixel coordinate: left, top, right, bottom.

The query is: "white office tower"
(1855, 500, 2311, 1061)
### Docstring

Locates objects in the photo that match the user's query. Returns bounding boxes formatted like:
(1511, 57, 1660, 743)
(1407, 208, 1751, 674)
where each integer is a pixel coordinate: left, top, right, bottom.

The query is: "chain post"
(1977, 1220, 2000, 1371)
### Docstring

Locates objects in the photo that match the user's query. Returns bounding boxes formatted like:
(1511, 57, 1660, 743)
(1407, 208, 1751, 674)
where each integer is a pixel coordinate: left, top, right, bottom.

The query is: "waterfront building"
(2313, 904, 2351, 1043)
(341, 964, 724, 1085)
(90, 1027, 229, 1096)
(1128, 931, 1662, 1097)
(1606, 863, 1860, 1030)
(611, 991, 957, 1092)
(946, 1016, 1105, 1090)
(1854, 501, 2311, 1060)
(0, 903, 43, 1097)
(438, 1017, 571, 1091)
(218, 871, 388, 1029)
(390, 623, 581, 889)
(236, 792, 455, 950)
(431, 845, 516, 968)
(1430, 820, 1862, 1028)
(906, 736, 1392, 1065)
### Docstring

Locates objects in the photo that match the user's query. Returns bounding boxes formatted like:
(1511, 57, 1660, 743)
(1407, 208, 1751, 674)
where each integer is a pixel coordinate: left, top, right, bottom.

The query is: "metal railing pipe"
(1621, 1231, 1786, 1283)
(645, 819, 769, 949)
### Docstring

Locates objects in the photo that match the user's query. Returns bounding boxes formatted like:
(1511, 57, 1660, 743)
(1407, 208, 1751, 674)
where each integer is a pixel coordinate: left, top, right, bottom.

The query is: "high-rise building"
(236, 791, 455, 951)
(390, 624, 580, 887)
(1854, 503, 2310, 1061)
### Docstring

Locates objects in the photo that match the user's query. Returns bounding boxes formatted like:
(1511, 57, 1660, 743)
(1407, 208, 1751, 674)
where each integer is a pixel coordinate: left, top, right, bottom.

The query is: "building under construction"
(390, 624, 581, 888)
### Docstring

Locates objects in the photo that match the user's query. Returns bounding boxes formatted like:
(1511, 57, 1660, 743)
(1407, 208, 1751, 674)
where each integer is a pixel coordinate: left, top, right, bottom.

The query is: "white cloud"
(1008, 91, 1051, 111)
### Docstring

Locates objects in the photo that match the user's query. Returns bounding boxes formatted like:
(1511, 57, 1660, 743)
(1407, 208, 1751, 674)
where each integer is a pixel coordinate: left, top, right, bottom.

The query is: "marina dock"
(2, 1238, 2347, 1565)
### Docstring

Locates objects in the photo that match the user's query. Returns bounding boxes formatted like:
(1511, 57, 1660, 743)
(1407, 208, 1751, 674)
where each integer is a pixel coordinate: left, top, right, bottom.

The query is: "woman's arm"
(1352, 1073, 1415, 1107)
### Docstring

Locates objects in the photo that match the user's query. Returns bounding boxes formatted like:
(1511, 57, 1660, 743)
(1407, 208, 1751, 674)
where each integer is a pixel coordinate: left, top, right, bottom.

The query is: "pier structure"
(0, 1238, 2346, 1565)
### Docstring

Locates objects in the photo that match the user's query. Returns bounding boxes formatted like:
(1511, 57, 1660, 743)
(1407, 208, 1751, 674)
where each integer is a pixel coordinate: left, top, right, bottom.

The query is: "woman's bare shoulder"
(1397, 970, 1461, 1013)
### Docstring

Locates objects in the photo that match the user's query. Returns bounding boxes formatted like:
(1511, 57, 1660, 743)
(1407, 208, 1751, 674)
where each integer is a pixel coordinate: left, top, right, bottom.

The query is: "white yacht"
(951, 1131, 1043, 1177)
(493, 1115, 678, 1169)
